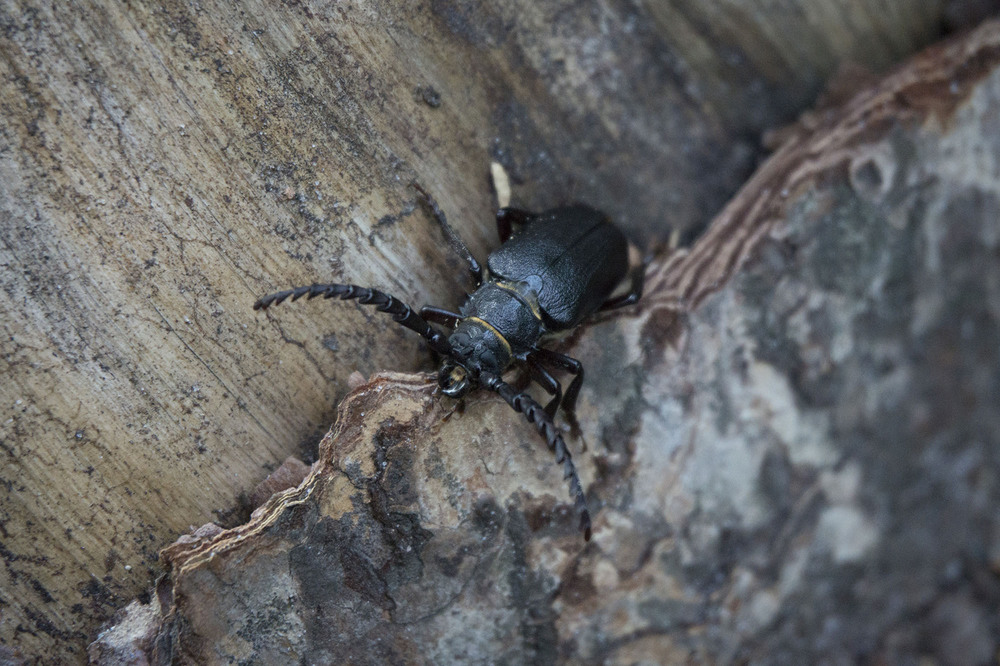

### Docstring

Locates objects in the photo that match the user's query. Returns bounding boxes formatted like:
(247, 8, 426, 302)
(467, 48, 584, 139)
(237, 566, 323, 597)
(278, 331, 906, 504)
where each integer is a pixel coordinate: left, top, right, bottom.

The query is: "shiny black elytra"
(254, 185, 643, 540)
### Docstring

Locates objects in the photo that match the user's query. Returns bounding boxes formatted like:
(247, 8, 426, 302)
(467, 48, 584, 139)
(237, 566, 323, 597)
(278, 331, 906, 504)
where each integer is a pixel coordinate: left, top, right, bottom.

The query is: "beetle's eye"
(439, 362, 470, 398)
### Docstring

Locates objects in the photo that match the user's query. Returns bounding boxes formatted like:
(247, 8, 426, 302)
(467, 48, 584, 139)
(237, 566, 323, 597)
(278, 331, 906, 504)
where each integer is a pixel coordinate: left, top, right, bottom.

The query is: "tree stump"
(0, 0, 994, 662)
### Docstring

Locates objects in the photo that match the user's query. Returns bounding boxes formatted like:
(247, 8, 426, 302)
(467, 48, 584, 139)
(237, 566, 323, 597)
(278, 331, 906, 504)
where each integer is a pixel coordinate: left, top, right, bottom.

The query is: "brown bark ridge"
(86, 20, 1000, 666)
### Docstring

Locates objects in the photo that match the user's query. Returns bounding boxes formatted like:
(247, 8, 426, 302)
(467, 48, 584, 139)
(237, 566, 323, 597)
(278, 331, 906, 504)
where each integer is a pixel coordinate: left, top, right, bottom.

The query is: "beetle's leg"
(530, 348, 584, 414)
(526, 358, 563, 419)
(599, 262, 645, 311)
(495, 208, 533, 244)
(480, 372, 592, 541)
(254, 283, 452, 356)
(529, 347, 584, 439)
(419, 305, 462, 329)
(412, 183, 483, 287)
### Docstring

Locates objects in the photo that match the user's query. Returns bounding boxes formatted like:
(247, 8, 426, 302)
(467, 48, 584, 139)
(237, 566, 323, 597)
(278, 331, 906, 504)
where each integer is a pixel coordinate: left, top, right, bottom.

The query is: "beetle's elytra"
(254, 184, 644, 540)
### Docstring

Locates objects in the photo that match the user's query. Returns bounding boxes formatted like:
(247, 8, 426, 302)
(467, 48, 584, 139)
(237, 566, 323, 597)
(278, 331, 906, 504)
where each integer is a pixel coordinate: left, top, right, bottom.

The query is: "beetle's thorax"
(438, 280, 544, 397)
(446, 318, 512, 376)
(458, 280, 543, 360)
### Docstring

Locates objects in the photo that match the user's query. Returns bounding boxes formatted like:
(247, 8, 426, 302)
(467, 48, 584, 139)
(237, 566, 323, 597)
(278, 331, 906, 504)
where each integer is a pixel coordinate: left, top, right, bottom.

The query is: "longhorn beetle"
(254, 184, 643, 540)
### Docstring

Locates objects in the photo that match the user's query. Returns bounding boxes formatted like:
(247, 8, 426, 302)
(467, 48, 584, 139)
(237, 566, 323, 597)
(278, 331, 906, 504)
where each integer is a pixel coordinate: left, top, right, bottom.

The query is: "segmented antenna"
(254, 283, 452, 356)
(481, 372, 592, 540)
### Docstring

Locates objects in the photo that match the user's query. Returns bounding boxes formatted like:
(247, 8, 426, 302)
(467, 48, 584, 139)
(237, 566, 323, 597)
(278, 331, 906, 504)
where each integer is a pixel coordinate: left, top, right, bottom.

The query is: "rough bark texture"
(0, 0, 993, 662)
(89, 21, 1000, 666)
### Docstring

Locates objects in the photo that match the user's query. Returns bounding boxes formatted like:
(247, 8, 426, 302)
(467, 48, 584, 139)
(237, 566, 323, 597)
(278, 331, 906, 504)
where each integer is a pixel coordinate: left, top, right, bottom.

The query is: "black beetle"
(254, 184, 643, 540)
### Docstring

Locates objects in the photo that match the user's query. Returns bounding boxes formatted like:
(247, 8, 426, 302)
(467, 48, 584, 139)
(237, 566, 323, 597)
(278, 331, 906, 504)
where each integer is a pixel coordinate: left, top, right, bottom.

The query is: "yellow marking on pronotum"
(492, 281, 544, 320)
(466, 316, 513, 357)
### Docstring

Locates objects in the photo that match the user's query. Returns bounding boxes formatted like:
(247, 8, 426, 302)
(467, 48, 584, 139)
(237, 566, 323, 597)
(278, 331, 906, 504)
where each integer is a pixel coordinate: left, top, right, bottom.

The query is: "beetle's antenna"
(412, 182, 484, 288)
(254, 283, 453, 356)
(480, 372, 592, 540)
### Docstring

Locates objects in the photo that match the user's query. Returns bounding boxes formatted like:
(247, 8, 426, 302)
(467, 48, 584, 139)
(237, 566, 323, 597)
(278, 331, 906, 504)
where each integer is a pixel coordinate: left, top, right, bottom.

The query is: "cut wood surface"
(95, 20, 1000, 666)
(0, 0, 990, 662)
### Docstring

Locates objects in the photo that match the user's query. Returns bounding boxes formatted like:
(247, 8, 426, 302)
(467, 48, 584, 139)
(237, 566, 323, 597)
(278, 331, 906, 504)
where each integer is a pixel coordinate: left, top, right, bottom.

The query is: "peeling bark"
(91, 21, 1000, 665)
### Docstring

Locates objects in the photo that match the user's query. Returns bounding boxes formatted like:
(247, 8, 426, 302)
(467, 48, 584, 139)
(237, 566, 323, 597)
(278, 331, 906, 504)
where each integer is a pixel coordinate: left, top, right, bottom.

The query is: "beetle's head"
(438, 359, 473, 398)
(439, 319, 512, 398)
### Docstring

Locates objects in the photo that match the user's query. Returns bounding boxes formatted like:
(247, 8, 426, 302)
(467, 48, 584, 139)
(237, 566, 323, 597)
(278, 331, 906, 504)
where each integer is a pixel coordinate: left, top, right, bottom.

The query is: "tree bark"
(0, 0, 991, 662)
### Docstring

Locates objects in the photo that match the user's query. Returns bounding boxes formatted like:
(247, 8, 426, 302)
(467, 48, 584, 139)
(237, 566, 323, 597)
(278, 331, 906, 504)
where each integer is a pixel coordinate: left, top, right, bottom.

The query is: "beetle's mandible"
(254, 184, 644, 540)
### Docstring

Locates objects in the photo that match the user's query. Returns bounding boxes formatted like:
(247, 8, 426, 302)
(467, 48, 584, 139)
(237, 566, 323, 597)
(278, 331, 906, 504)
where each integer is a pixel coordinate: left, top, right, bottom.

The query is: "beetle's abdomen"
(460, 282, 543, 357)
(487, 205, 629, 329)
